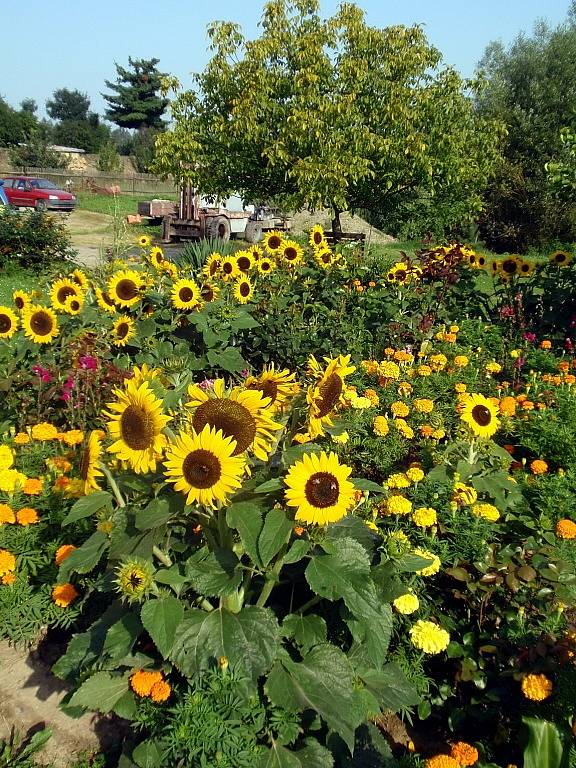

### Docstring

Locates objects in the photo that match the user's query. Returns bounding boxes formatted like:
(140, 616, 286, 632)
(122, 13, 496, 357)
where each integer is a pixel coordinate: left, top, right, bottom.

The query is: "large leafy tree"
(476, 5, 576, 251)
(103, 57, 169, 130)
(154, 0, 502, 233)
(0, 97, 39, 147)
(46, 88, 91, 122)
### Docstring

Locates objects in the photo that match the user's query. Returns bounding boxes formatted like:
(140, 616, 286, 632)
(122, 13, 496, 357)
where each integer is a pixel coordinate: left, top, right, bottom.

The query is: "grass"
(75, 191, 174, 218)
(0, 268, 37, 304)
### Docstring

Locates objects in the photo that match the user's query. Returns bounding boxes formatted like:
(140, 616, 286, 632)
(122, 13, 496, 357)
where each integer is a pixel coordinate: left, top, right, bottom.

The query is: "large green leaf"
(141, 596, 184, 657)
(170, 606, 280, 681)
(62, 492, 112, 525)
(522, 717, 569, 768)
(258, 740, 333, 768)
(207, 346, 246, 372)
(135, 497, 172, 530)
(283, 614, 327, 652)
(132, 739, 163, 768)
(59, 531, 108, 578)
(265, 644, 364, 752)
(325, 517, 379, 556)
(358, 663, 420, 712)
(227, 500, 265, 567)
(259, 508, 293, 567)
(346, 602, 393, 667)
(185, 546, 242, 596)
(68, 671, 129, 713)
(103, 613, 142, 662)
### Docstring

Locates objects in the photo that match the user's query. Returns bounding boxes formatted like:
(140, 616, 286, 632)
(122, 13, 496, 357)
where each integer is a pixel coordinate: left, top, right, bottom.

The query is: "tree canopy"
(154, 0, 503, 234)
(103, 57, 169, 130)
(46, 88, 91, 122)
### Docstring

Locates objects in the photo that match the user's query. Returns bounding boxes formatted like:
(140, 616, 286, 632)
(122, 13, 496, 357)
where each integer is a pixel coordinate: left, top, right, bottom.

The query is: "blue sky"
(2, 0, 570, 119)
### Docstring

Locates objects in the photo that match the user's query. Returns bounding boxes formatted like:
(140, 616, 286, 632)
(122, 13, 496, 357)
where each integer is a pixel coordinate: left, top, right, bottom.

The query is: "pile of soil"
(290, 209, 395, 245)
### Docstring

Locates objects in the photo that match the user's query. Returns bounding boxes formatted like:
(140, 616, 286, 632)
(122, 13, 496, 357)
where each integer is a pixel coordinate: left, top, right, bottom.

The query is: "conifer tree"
(103, 57, 168, 130)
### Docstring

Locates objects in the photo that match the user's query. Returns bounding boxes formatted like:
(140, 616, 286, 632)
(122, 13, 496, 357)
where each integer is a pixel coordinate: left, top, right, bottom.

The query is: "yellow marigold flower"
(414, 547, 441, 576)
(412, 507, 437, 527)
(31, 422, 59, 440)
(150, 680, 171, 703)
(397, 381, 413, 397)
(361, 360, 379, 375)
(450, 742, 479, 766)
(0, 549, 16, 576)
(455, 382, 467, 393)
(425, 755, 460, 768)
(373, 416, 389, 436)
(387, 473, 411, 489)
(22, 478, 43, 495)
(52, 582, 79, 607)
(556, 519, 576, 539)
(61, 429, 84, 446)
(453, 356, 469, 368)
(418, 365, 432, 377)
(351, 395, 372, 409)
(406, 467, 425, 483)
(130, 669, 163, 697)
(13, 432, 30, 445)
(394, 350, 414, 364)
(391, 401, 410, 417)
(378, 361, 400, 381)
(394, 419, 415, 439)
(472, 503, 500, 522)
(363, 389, 380, 406)
(429, 354, 448, 372)
(16, 507, 39, 526)
(414, 398, 434, 414)
(521, 673, 552, 701)
(432, 428, 446, 440)
(410, 619, 450, 654)
(0, 469, 27, 493)
(332, 431, 349, 444)
(0, 446, 14, 471)
(385, 495, 412, 516)
(393, 592, 420, 614)
(485, 361, 502, 374)
(450, 325, 459, 333)
(530, 459, 548, 475)
(55, 544, 77, 566)
(1, 572, 15, 585)
(452, 482, 477, 507)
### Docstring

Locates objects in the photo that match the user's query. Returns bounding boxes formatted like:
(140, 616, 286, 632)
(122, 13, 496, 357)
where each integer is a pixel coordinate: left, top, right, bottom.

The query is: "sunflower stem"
(297, 594, 322, 614)
(152, 545, 172, 568)
(101, 465, 126, 508)
(163, 426, 178, 442)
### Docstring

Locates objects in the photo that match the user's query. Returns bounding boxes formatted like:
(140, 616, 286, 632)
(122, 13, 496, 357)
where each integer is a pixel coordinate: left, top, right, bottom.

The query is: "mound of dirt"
(290, 210, 395, 245)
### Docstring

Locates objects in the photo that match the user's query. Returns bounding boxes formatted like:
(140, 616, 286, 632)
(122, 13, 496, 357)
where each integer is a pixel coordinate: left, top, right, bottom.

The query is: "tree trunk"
(331, 206, 342, 233)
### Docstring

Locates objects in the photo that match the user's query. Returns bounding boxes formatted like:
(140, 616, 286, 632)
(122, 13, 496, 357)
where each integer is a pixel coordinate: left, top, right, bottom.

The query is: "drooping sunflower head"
(164, 424, 246, 509)
(63, 294, 84, 315)
(71, 269, 89, 291)
(309, 224, 327, 250)
(314, 247, 335, 269)
(233, 277, 253, 304)
(245, 365, 300, 413)
(107, 270, 143, 308)
(78, 431, 104, 496)
(115, 557, 155, 603)
(186, 379, 282, 461)
(202, 252, 222, 280)
(94, 287, 117, 313)
(550, 250, 572, 266)
(249, 245, 262, 261)
(0, 306, 19, 340)
(219, 255, 240, 281)
(22, 305, 59, 344)
(50, 278, 83, 311)
(491, 260, 500, 275)
(281, 240, 304, 267)
(148, 246, 165, 269)
(138, 234, 152, 248)
(285, 450, 356, 525)
(264, 230, 285, 253)
(171, 278, 200, 310)
(105, 378, 171, 474)
(12, 291, 31, 312)
(112, 315, 136, 347)
(235, 250, 254, 273)
(460, 393, 500, 439)
(258, 257, 276, 275)
(199, 283, 220, 303)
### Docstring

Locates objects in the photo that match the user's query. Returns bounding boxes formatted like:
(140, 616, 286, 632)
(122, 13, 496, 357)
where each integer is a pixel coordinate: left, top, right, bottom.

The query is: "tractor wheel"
(206, 215, 231, 242)
(244, 220, 263, 244)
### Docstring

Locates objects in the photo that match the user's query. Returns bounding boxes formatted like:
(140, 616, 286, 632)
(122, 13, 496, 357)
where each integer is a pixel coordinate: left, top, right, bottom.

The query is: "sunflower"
(199, 283, 220, 303)
(71, 269, 89, 290)
(94, 287, 117, 313)
(309, 224, 328, 250)
(490, 260, 500, 275)
(550, 250, 572, 266)
(249, 245, 262, 261)
(219, 256, 240, 281)
(518, 260, 534, 276)
(306, 355, 356, 437)
(281, 240, 304, 266)
(202, 252, 222, 280)
(164, 424, 246, 509)
(115, 558, 155, 602)
(78, 431, 104, 495)
(460, 393, 500, 439)
(138, 234, 152, 248)
(148, 246, 165, 269)
(107, 270, 143, 308)
(257, 257, 276, 275)
(263, 230, 285, 253)
(0, 306, 19, 339)
(22, 305, 59, 344)
(112, 316, 136, 347)
(234, 250, 254, 273)
(171, 278, 201, 310)
(498, 256, 521, 278)
(314, 247, 335, 269)
(63, 295, 84, 315)
(245, 364, 300, 413)
(105, 378, 171, 474)
(233, 277, 253, 304)
(284, 451, 356, 525)
(185, 379, 282, 461)
(12, 291, 31, 312)
(50, 278, 83, 311)
(387, 262, 410, 284)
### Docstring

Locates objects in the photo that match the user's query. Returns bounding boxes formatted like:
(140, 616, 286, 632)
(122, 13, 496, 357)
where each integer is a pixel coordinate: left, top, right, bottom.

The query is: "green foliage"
(9, 132, 69, 172)
(0, 728, 52, 768)
(98, 140, 123, 173)
(0, 208, 75, 268)
(546, 127, 576, 200)
(0, 97, 38, 148)
(104, 57, 169, 131)
(46, 88, 91, 122)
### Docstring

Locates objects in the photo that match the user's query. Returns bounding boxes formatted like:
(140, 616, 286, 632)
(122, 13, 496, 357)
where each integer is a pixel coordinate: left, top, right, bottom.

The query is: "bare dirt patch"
(290, 209, 395, 244)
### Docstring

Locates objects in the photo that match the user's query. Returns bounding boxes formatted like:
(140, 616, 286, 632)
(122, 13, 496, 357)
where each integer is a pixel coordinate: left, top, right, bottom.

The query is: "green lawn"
(75, 191, 175, 218)
(0, 268, 37, 304)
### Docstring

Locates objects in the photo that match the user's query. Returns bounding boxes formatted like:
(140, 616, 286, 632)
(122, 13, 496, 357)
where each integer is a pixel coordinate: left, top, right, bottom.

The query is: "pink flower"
(32, 364, 53, 383)
(522, 332, 536, 342)
(240, 369, 250, 378)
(78, 355, 98, 370)
(198, 379, 215, 390)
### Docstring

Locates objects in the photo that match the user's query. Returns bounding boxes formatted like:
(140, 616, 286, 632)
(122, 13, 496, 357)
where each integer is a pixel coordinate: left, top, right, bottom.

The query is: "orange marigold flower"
(16, 507, 39, 525)
(49, 457, 73, 473)
(1, 571, 16, 585)
(363, 388, 380, 406)
(52, 582, 79, 607)
(530, 459, 548, 475)
(130, 669, 163, 697)
(55, 544, 77, 565)
(31, 422, 59, 440)
(499, 396, 516, 416)
(13, 432, 30, 445)
(521, 400, 535, 411)
(0, 549, 16, 576)
(0, 504, 15, 524)
(293, 526, 305, 536)
(521, 673, 552, 701)
(556, 519, 576, 540)
(558, 361, 570, 373)
(540, 340, 552, 350)
(425, 756, 460, 768)
(22, 478, 43, 495)
(53, 476, 71, 492)
(150, 680, 171, 703)
(420, 425, 434, 438)
(61, 429, 84, 446)
(450, 741, 479, 766)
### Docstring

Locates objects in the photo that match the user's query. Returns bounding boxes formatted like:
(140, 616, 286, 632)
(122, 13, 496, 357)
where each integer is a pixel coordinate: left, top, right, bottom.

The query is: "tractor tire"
(244, 220, 263, 244)
(206, 215, 231, 242)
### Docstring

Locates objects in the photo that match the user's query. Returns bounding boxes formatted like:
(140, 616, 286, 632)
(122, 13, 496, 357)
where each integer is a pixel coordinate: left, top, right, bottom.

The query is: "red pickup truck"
(1, 176, 77, 212)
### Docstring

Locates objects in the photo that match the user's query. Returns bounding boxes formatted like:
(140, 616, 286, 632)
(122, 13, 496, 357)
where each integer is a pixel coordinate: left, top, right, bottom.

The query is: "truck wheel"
(244, 220, 263, 244)
(206, 216, 231, 242)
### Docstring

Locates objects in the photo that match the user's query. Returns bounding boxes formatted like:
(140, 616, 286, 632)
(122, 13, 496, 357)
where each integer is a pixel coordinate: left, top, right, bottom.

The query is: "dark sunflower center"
(521, 264, 530, 272)
(69, 300, 80, 311)
(120, 405, 156, 450)
(237, 256, 251, 271)
(57, 286, 76, 304)
(116, 322, 129, 340)
(14, 296, 24, 309)
(193, 399, 256, 455)
(261, 261, 271, 271)
(128, 571, 143, 588)
(469, 255, 476, 264)
(223, 261, 234, 275)
(30, 311, 53, 336)
(305, 471, 339, 508)
(239, 282, 250, 298)
(0, 314, 12, 333)
(182, 448, 222, 489)
(179, 287, 195, 302)
(471, 404, 492, 427)
(502, 260, 517, 274)
(555, 253, 567, 263)
(284, 247, 297, 261)
(79, 444, 91, 481)
(247, 379, 278, 403)
(209, 260, 220, 276)
(101, 291, 115, 307)
(395, 270, 407, 281)
(116, 279, 139, 300)
(478, 256, 486, 266)
(313, 231, 323, 245)
(268, 235, 281, 250)
(315, 373, 343, 418)
(321, 253, 331, 264)
(201, 285, 215, 301)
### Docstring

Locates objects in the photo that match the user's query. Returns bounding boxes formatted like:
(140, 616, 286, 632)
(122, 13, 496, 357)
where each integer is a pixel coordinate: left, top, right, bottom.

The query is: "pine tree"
(103, 57, 168, 130)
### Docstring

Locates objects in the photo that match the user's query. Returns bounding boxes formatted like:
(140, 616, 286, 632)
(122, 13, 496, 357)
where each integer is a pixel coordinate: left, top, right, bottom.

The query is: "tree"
(9, 132, 68, 172)
(154, 0, 502, 234)
(103, 57, 169, 130)
(0, 97, 39, 147)
(546, 127, 576, 199)
(476, 10, 576, 250)
(20, 98, 37, 115)
(46, 88, 91, 122)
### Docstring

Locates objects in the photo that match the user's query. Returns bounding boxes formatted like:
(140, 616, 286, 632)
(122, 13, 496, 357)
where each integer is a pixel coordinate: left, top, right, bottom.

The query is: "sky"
(1, 0, 570, 120)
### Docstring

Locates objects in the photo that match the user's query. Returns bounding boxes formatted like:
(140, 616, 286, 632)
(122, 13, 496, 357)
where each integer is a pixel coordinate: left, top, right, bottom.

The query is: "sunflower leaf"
(68, 671, 130, 713)
(58, 531, 108, 579)
(185, 546, 242, 596)
(62, 491, 113, 525)
(141, 596, 184, 658)
(227, 500, 265, 567)
(259, 508, 293, 567)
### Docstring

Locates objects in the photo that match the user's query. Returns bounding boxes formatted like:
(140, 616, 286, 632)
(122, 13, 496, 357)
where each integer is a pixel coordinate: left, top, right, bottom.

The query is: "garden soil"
(0, 640, 121, 766)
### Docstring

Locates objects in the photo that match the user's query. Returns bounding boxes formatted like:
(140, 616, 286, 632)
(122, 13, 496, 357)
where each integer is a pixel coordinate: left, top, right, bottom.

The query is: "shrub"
(0, 209, 75, 268)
